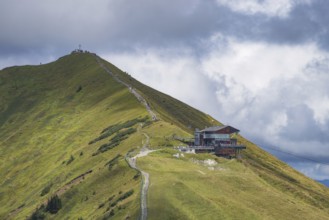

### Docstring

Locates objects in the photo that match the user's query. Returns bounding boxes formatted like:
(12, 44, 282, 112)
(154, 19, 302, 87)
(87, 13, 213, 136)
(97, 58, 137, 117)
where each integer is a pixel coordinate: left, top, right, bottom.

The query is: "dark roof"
(200, 125, 240, 133)
(201, 126, 227, 132)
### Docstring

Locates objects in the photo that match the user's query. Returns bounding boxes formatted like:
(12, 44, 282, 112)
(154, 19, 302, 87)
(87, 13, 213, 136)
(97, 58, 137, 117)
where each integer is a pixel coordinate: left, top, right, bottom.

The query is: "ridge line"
(94, 55, 157, 121)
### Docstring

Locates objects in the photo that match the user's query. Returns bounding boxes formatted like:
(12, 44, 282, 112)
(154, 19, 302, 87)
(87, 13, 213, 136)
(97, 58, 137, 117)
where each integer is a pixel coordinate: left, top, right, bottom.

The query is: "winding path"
(126, 133, 155, 220)
(95, 56, 157, 219)
(94, 56, 157, 121)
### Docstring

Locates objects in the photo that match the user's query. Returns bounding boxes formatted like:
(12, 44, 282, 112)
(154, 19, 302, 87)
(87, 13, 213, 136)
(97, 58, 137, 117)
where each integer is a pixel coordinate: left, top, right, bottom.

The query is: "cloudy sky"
(1, 0, 329, 180)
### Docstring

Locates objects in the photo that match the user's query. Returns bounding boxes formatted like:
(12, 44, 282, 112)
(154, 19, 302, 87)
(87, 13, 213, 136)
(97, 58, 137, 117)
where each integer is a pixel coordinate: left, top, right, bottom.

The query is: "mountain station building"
(193, 125, 246, 158)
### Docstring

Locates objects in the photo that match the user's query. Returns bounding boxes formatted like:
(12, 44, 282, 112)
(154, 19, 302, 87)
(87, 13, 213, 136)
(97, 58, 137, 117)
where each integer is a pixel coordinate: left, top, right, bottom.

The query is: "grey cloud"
(262, 0, 329, 45)
(280, 104, 327, 142)
(0, 0, 220, 56)
(1, 0, 329, 57)
(212, 0, 329, 48)
(207, 52, 329, 164)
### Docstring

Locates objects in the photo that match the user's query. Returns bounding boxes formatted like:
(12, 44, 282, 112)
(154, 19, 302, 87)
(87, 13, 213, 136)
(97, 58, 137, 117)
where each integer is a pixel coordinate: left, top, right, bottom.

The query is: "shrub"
(40, 183, 52, 196)
(98, 142, 119, 153)
(66, 155, 75, 165)
(142, 120, 152, 128)
(98, 203, 105, 209)
(110, 128, 136, 142)
(88, 117, 148, 145)
(76, 85, 82, 93)
(110, 201, 117, 207)
(29, 205, 45, 220)
(103, 209, 115, 219)
(133, 172, 140, 180)
(46, 195, 62, 214)
(105, 154, 121, 170)
(95, 128, 137, 154)
(108, 195, 115, 202)
(117, 189, 134, 202)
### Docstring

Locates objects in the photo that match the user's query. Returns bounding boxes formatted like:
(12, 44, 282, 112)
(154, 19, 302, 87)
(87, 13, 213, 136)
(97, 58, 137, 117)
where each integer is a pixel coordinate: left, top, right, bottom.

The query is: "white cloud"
(216, 0, 312, 17)
(200, 36, 329, 163)
(203, 37, 324, 94)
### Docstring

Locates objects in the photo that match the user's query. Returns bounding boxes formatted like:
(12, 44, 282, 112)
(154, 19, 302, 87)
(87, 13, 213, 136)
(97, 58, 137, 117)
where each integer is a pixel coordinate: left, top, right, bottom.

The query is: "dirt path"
(55, 170, 93, 197)
(94, 56, 157, 121)
(126, 133, 155, 220)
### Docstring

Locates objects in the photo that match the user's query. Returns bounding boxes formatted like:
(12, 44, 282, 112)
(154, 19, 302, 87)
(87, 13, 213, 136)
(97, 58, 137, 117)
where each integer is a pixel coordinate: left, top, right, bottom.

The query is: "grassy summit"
(0, 52, 328, 219)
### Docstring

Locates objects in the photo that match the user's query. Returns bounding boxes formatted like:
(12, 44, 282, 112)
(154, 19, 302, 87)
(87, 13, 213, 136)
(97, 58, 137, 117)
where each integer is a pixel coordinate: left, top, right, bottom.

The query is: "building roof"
(200, 125, 240, 133)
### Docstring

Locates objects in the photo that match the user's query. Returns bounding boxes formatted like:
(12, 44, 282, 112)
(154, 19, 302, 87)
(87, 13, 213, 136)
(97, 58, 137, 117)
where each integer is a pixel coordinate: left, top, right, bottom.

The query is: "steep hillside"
(0, 52, 328, 219)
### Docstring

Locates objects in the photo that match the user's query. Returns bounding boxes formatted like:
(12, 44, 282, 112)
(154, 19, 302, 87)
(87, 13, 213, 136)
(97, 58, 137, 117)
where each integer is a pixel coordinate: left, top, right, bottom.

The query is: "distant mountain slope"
(319, 180, 329, 187)
(0, 52, 328, 219)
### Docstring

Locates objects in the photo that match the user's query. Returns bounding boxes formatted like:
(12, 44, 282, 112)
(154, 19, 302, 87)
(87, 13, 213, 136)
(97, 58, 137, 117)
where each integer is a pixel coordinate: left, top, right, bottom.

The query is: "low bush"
(40, 183, 52, 196)
(89, 117, 148, 145)
(133, 172, 140, 180)
(142, 120, 152, 128)
(76, 85, 82, 93)
(46, 195, 62, 214)
(103, 209, 115, 219)
(98, 203, 105, 209)
(117, 189, 134, 202)
(105, 154, 122, 170)
(95, 128, 137, 154)
(66, 155, 75, 165)
(29, 205, 45, 220)
(108, 195, 115, 202)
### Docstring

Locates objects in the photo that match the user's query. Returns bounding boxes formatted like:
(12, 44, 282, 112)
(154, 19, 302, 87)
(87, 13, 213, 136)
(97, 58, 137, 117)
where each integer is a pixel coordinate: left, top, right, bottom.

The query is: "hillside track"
(94, 56, 157, 121)
(126, 133, 156, 220)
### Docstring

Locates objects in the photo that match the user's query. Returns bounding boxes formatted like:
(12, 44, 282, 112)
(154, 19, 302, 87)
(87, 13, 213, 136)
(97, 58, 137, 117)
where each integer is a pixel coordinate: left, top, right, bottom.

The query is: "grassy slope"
(0, 53, 152, 219)
(0, 53, 328, 219)
(139, 149, 329, 220)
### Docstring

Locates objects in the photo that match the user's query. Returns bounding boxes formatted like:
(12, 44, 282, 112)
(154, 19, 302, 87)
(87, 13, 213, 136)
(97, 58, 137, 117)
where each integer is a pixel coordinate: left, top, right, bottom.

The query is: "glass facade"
(203, 134, 229, 139)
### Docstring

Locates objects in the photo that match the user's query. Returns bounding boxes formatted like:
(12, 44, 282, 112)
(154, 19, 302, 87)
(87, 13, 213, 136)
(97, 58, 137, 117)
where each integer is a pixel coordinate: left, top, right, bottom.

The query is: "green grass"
(0, 53, 146, 219)
(138, 150, 329, 220)
(0, 52, 329, 219)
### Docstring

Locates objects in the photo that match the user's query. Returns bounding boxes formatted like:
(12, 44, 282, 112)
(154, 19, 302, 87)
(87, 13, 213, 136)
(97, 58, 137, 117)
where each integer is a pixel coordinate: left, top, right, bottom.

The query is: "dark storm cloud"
(261, 0, 329, 46)
(212, 0, 329, 49)
(0, 0, 219, 55)
(104, 0, 329, 52)
(1, 0, 329, 55)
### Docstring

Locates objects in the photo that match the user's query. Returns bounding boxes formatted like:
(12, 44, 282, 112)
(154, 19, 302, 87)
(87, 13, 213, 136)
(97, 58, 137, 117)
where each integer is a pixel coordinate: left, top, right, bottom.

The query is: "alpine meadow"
(1, 52, 329, 220)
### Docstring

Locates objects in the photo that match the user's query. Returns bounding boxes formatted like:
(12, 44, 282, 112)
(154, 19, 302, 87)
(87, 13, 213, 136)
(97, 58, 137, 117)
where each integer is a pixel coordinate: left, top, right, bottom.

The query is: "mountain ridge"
(0, 52, 328, 219)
